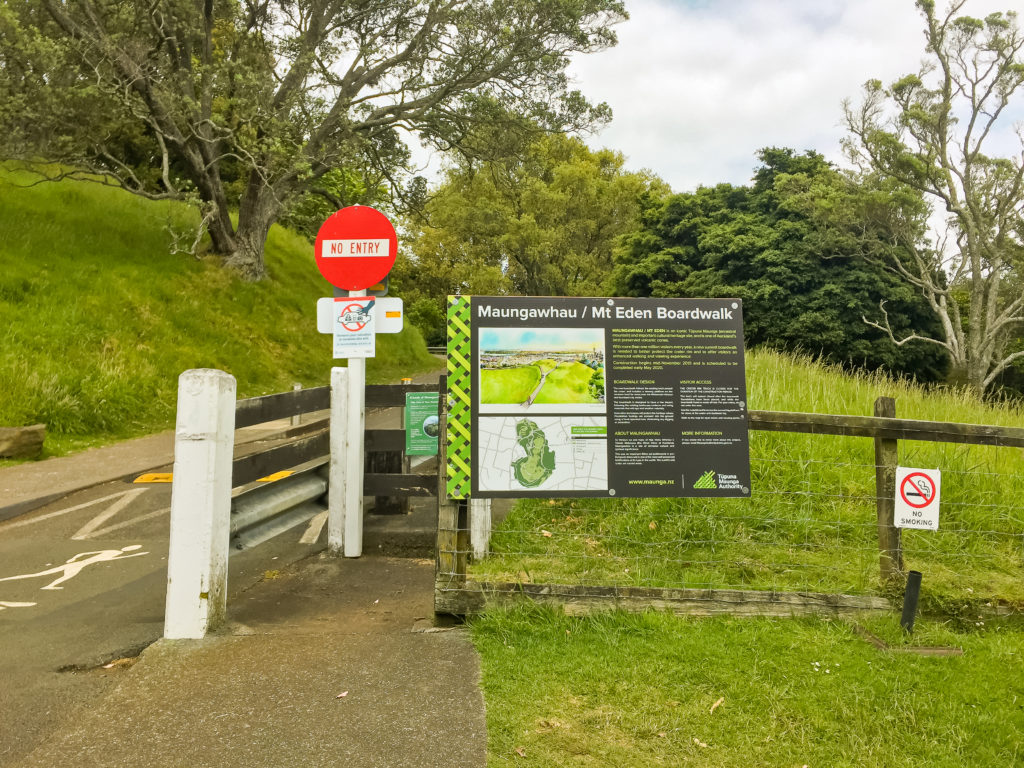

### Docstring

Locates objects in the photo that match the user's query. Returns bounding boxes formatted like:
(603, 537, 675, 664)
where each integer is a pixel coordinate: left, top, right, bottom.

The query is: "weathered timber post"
(164, 369, 236, 639)
(435, 375, 468, 614)
(290, 382, 302, 427)
(874, 396, 903, 582)
(470, 498, 492, 559)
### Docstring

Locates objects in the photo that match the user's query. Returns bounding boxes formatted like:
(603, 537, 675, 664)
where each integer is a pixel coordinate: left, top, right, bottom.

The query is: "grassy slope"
(481, 366, 541, 404)
(472, 350, 1024, 765)
(0, 169, 439, 457)
(535, 361, 599, 405)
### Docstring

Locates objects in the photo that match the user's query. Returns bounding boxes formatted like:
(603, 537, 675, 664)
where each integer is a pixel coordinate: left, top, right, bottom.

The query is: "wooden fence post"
(470, 498, 492, 559)
(434, 375, 468, 614)
(874, 396, 903, 582)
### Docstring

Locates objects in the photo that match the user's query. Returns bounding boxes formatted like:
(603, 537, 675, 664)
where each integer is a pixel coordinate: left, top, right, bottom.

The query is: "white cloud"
(569, 0, 1020, 191)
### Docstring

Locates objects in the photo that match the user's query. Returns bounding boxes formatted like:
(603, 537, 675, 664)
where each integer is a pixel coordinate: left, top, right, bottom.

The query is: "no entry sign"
(895, 467, 941, 530)
(314, 206, 397, 291)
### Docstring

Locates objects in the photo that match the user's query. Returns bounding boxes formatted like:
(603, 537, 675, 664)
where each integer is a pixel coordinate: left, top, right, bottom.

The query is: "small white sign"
(333, 297, 375, 358)
(894, 466, 941, 530)
(317, 297, 403, 334)
(321, 239, 391, 258)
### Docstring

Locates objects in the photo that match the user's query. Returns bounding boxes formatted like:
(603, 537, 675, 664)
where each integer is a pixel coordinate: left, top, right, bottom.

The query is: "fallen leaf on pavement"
(101, 658, 136, 670)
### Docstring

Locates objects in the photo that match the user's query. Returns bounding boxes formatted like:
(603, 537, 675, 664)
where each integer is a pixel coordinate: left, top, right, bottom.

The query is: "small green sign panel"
(405, 392, 440, 455)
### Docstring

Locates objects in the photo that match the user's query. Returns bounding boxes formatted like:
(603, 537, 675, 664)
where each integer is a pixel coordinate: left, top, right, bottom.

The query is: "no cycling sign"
(895, 466, 941, 531)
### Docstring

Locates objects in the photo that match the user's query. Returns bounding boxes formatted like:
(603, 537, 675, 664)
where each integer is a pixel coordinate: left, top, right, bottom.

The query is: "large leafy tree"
(0, 0, 626, 279)
(610, 149, 950, 382)
(844, 0, 1024, 394)
(395, 133, 666, 343)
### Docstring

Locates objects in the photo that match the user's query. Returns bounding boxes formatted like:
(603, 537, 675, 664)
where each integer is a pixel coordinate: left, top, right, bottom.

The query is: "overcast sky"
(566, 0, 1019, 193)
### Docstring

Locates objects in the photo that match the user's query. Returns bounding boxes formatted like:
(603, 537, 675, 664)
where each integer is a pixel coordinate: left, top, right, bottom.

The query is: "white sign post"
(894, 466, 941, 531)
(317, 296, 404, 558)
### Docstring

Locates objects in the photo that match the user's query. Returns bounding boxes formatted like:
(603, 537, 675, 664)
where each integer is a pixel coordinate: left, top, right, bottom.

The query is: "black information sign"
(465, 296, 750, 498)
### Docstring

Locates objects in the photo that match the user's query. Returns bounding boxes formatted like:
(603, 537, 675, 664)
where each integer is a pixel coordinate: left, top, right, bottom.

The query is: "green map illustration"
(512, 419, 556, 487)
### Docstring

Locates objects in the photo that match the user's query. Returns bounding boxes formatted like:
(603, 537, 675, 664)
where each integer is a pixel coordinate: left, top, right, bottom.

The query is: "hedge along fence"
(435, 394, 1024, 618)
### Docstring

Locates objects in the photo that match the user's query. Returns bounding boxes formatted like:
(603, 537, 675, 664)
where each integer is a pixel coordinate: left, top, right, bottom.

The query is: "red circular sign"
(900, 472, 936, 509)
(314, 206, 397, 290)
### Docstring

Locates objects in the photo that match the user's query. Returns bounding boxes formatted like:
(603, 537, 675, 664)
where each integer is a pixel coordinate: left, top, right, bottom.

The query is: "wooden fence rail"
(436, 383, 1024, 616)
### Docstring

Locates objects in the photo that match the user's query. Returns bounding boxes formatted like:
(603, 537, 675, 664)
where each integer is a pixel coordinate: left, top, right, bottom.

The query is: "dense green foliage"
(610, 149, 949, 381)
(0, 0, 625, 278)
(0, 169, 439, 456)
(395, 134, 667, 344)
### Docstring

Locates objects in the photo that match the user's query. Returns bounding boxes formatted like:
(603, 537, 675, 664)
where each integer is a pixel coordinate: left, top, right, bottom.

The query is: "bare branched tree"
(844, 0, 1024, 394)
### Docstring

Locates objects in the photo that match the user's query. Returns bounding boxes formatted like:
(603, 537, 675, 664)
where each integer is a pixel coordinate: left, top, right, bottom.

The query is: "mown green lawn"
(534, 361, 601, 405)
(472, 607, 1024, 767)
(482, 366, 542, 404)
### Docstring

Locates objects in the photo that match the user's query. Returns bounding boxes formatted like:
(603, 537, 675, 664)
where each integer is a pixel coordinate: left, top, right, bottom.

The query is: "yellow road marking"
(133, 473, 173, 483)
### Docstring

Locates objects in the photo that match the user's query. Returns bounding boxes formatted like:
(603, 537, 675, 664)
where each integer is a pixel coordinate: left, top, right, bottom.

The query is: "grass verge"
(471, 606, 1024, 767)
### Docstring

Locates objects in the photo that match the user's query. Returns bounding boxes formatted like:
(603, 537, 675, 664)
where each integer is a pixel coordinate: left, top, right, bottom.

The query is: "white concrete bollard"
(470, 498, 492, 559)
(327, 367, 348, 554)
(164, 369, 236, 640)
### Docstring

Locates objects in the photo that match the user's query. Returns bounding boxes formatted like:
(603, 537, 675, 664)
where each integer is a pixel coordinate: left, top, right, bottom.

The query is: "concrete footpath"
(3, 363, 488, 766)
(13, 554, 487, 767)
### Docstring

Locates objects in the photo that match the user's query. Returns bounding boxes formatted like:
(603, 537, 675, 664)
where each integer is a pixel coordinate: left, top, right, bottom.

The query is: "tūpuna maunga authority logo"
(694, 470, 717, 489)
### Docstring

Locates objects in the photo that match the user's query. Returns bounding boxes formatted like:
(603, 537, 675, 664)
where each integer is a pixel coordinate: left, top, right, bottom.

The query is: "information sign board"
(332, 297, 375, 358)
(444, 296, 751, 499)
(405, 392, 440, 455)
(894, 466, 941, 530)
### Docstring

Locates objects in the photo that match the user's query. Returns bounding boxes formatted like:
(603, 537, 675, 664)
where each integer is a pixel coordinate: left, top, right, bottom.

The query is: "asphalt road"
(0, 473, 327, 767)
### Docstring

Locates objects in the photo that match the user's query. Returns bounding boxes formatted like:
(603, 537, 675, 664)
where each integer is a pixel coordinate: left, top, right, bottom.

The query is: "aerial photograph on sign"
(478, 327, 606, 414)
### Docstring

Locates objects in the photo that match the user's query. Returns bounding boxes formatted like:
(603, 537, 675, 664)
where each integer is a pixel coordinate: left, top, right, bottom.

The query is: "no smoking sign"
(895, 466, 941, 531)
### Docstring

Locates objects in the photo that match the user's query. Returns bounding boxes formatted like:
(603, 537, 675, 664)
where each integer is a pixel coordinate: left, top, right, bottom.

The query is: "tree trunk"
(221, 174, 281, 281)
(207, 205, 237, 258)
